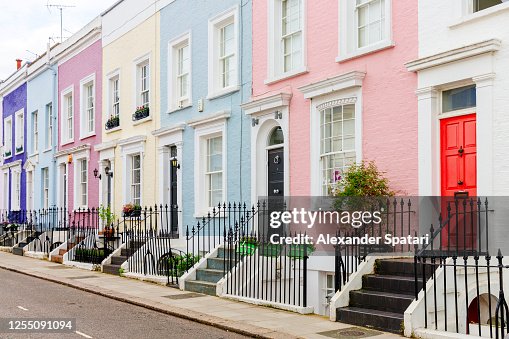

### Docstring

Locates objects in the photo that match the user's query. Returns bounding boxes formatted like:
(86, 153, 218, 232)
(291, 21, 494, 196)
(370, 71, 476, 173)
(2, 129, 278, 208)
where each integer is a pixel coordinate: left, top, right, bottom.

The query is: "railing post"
(303, 242, 308, 308)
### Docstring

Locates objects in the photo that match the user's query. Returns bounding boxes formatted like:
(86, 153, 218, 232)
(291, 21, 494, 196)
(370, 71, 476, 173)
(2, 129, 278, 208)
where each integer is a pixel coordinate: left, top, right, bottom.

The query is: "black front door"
(268, 148, 284, 197)
(170, 146, 178, 235)
(265, 148, 285, 238)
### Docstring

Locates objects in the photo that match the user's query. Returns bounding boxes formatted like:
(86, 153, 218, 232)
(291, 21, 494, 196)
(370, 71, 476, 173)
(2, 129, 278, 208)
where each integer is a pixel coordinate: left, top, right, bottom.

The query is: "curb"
(0, 263, 298, 339)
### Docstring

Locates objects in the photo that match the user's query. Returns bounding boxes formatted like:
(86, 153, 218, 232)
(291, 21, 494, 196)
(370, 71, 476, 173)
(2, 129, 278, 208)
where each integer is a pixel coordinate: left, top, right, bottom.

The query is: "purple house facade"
(1, 68, 27, 212)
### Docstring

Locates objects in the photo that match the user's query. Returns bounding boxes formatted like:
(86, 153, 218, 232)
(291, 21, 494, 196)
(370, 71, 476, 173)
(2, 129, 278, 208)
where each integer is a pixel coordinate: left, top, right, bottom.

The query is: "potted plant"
(105, 115, 120, 130)
(15, 146, 23, 153)
(261, 243, 283, 257)
(4, 150, 11, 157)
(132, 204, 142, 217)
(122, 203, 134, 217)
(237, 235, 259, 255)
(288, 243, 315, 259)
(132, 105, 150, 121)
(99, 205, 116, 237)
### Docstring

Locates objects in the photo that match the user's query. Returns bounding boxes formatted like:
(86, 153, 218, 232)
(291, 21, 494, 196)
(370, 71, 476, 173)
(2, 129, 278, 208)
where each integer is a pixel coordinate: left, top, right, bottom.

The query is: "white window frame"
(3, 171, 8, 209)
(14, 109, 24, 155)
(337, 0, 393, 62)
(107, 69, 121, 119)
(267, 0, 307, 83)
(3, 116, 12, 158)
(464, 0, 504, 14)
(168, 32, 192, 112)
(32, 110, 38, 154)
(11, 167, 21, 211)
(42, 167, 49, 209)
(73, 156, 89, 209)
(45, 103, 53, 150)
(309, 88, 363, 196)
(60, 86, 74, 145)
(208, 7, 239, 99)
(130, 154, 142, 206)
(80, 73, 96, 139)
(193, 122, 227, 216)
(134, 55, 151, 110)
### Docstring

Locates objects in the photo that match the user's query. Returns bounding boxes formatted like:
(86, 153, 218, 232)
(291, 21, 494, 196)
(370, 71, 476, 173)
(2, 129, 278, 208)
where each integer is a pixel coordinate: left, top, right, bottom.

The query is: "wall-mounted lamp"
(105, 166, 113, 178)
(171, 157, 180, 169)
(252, 118, 259, 127)
(274, 111, 282, 120)
(67, 154, 73, 164)
(93, 168, 101, 180)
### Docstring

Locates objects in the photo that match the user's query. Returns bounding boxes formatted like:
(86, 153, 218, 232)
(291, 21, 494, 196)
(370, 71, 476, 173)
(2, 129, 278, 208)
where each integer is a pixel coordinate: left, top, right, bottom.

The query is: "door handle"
(458, 146, 464, 157)
(273, 189, 280, 194)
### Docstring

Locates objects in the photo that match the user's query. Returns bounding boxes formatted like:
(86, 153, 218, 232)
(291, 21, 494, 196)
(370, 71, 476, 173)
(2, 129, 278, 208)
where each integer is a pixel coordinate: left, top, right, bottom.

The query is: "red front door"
(440, 114, 477, 251)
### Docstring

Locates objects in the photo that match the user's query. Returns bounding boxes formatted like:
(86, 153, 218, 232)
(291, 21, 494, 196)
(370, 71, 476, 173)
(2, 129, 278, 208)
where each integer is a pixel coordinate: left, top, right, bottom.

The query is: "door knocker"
(273, 155, 280, 164)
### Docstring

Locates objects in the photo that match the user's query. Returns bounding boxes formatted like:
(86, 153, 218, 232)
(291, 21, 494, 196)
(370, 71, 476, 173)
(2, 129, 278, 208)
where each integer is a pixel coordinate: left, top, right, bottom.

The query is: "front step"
(103, 263, 122, 275)
(12, 245, 25, 256)
(336, 307, 404, 333)
(185, 280, 217, 296)
(184, 246, 239, 296)
(337, 258, 423, 333)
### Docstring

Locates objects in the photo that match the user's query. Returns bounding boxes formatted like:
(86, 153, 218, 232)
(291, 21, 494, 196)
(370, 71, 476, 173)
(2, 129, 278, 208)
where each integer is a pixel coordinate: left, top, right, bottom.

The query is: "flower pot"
(261, 243, 282, 257)
(237, 242, 258, 255)
(287, 244, 314, 258)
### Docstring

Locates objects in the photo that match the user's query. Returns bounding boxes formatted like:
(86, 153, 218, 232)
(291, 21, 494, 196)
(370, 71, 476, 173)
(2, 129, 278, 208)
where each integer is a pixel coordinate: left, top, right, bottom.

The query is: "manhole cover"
(340, 330, 366, 336)
(317, 326, 381, 339)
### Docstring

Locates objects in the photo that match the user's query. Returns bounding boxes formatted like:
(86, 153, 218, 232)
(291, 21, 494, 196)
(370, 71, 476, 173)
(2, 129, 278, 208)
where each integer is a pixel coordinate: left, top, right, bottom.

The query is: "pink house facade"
(243, 0, 418, 202)
(55, 18, 102, 211)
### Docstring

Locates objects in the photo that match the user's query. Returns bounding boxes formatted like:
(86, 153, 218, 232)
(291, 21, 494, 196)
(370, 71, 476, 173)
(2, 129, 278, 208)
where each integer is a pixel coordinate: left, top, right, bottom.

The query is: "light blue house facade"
(156, 0, 252, 231)
(26, 54, 59, 211)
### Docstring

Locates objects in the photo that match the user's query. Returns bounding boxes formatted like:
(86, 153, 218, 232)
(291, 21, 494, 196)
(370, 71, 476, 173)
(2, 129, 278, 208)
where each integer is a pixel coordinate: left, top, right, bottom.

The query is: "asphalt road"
(0, 268, 249, 339)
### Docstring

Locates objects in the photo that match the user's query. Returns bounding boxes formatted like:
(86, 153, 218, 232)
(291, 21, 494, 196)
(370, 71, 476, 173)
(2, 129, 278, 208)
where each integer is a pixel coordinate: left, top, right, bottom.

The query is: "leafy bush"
(167, 253, 200, 276)
(332, 161, 394, 211)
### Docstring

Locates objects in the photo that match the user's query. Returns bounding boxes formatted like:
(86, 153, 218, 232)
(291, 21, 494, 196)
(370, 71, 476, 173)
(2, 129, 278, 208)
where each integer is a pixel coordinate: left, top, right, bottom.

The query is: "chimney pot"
(16, 59, 22, 70)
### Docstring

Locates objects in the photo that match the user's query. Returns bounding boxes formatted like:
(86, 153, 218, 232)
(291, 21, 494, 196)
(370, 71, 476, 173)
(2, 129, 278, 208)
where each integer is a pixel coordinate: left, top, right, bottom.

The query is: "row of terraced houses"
(2, 0, 509, 337)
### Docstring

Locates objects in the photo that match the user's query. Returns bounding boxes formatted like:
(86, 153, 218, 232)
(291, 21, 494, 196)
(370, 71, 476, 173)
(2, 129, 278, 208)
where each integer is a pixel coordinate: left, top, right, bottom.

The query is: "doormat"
(317, 327, 382, 339)
(162, 293, 206, 300)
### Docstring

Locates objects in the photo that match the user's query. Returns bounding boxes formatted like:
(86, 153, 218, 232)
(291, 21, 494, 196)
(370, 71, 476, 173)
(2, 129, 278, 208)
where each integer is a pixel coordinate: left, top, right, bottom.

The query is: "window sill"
(168, 104, 192, 114)
(4, 154, 12, 160)
(207, 86, 240, 100)
(264, 68, 308, 85)
(61, 140, 74, 147)
(43, 148, 52, 154)
(80, 133, 96, 141)
(29, 152, 39, 158)
(336, 41, 395, 63)
(193, 211, 228, 219)
(105, 126, 122, 134)
(449, 2, 509, 29)
(14, 150, 24, 156)
(132, 116, 152, 126)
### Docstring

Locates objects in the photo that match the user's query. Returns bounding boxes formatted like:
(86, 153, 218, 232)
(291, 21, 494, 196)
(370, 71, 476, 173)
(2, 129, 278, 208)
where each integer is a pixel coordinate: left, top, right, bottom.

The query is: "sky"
(0, 0, 119, 80)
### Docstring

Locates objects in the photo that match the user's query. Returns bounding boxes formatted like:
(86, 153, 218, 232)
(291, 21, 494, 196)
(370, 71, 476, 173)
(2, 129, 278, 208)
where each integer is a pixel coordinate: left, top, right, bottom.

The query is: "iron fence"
(414, 249, 508, 339)
(334, 198, 416, 292)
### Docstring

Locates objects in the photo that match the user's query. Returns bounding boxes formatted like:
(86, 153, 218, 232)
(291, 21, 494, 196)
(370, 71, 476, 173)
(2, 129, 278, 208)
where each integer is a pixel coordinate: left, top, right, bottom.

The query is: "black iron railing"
(185, 202, 259, 264)
(414, 249, 508, 339)
(334, 198, 416, 292)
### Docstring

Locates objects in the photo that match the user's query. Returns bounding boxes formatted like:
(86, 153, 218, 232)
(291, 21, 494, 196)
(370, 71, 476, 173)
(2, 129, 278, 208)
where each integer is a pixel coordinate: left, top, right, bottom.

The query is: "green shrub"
(332, 161, 395, 211)
(167, 253, 200, 276)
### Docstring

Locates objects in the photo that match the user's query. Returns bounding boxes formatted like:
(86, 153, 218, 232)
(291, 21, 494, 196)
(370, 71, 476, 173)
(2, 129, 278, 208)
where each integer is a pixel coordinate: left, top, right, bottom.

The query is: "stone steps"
(336, 258, 423, 333)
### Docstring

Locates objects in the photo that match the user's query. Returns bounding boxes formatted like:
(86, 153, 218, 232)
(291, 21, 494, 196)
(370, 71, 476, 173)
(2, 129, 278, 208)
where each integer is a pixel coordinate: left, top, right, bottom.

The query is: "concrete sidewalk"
(0, 252, 401, 339)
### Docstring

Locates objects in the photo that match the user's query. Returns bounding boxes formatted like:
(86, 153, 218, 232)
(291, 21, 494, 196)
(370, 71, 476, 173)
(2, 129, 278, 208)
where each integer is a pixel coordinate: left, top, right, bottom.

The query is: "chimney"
(16, 59, 22, 70)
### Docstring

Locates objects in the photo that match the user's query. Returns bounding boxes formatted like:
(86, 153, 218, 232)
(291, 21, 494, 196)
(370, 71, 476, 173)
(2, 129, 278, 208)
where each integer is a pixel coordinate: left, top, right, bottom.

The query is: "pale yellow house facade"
(96, 2, 162, 214)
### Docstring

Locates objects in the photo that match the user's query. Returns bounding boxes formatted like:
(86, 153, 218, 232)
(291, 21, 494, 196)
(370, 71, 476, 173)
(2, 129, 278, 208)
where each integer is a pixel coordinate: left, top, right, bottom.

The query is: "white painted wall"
(414, 1, 509, 197)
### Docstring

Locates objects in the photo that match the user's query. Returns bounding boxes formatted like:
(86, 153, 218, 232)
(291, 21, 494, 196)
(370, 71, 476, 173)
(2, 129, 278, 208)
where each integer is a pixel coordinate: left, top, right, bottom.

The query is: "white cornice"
(186, 111, 231, 128)
(241, 92, 292, 116)
(54, 144, 91, 158)
(94, 140, 118, 152)
(298, 71, 366, 99)
(406, 39, 501, 72)
(117, 135, 147, 147)
(1, 160, 22, 170)
(152, 123, 186, 138)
